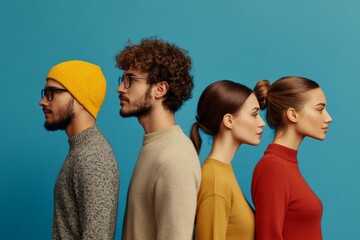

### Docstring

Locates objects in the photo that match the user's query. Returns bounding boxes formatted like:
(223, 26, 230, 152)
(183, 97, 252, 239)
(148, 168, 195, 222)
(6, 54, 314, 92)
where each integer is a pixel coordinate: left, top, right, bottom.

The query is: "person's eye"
(128, 75, 135, 81)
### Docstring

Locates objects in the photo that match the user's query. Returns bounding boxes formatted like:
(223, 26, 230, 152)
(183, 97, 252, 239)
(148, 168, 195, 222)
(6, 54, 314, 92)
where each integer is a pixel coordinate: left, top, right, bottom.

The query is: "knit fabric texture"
(196, 158, 255, 240)
(122, 125, 201, 240)
(251, 143, 323, 240)
(52, 125, 119, 240)
(46, 60, 107, 119)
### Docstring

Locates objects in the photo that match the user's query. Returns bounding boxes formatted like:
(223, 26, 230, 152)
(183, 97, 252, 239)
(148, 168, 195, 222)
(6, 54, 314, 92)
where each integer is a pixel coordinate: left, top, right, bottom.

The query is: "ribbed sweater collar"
(265, 143, 298, 163)
(143, 125, 181, 145)
(68, 125, 99, 149)
(205, 158, 233, 170)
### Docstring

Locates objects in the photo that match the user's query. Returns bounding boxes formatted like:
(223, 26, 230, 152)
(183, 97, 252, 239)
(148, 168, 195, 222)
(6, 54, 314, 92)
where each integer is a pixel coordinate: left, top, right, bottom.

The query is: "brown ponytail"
(190, 80, 252, 154)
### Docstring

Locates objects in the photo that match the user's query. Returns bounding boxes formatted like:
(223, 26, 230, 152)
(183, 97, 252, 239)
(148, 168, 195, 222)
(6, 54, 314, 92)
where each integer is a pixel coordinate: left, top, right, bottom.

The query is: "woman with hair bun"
(190, 80, 265, 240)
(251, 76, 333, 240)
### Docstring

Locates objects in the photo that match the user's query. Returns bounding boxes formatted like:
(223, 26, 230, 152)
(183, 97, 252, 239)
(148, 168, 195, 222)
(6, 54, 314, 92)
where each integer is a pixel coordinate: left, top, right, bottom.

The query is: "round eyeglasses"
(118, 74, 148, 89)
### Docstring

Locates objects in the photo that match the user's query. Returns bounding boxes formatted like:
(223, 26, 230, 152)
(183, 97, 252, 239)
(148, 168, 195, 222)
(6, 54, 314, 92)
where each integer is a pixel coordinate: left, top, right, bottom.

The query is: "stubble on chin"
(44, 99, 74, 131)
(119, 86, 153, 118)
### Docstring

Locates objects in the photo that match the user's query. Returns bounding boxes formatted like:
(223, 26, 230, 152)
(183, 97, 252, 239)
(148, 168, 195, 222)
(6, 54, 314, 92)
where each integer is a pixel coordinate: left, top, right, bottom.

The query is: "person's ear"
(222, 114, 233, 129)
(72, 97, 83, 111)
(286, 108, 298, 123)
(154, 81, 169, 99)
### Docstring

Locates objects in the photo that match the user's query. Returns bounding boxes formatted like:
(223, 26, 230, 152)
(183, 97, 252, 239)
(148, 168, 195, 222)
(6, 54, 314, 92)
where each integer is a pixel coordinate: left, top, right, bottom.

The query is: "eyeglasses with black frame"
(41, 87, 68, 102)
(118, 74, 148, 89)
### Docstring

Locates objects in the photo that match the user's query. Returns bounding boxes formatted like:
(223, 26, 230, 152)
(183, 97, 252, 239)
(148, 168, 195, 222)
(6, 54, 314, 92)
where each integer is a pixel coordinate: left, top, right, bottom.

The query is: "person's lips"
(42, 108, 52, 114)
(42, 108, 52, 118)
(119, 95, 129, 105)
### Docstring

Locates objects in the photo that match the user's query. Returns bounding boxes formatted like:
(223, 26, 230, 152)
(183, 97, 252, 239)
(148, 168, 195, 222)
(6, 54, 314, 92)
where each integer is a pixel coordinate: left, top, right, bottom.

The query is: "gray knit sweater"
(52, 125, 119, 240)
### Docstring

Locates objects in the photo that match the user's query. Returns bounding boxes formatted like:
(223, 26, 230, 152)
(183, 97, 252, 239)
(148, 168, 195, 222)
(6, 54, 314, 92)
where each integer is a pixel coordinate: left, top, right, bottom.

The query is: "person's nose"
(117, 81, 126, 93)
(259, 115, 266, 128)
(39, 96, 48, 107)
(324, 109, 332, 124)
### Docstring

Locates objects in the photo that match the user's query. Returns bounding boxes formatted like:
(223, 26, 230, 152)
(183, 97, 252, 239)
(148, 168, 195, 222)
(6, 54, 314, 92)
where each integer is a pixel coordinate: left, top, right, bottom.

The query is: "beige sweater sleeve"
(154, 159, 200, 240)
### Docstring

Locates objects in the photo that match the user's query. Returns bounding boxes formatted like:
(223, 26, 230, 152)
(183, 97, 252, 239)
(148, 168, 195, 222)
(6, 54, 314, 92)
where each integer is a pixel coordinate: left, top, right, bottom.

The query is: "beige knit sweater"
(122, 125, 201, 240)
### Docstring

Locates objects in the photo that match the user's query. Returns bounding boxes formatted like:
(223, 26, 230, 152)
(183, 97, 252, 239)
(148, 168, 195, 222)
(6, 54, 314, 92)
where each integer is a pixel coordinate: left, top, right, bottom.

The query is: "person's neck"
(273, 127, 304, 150)
(138, 107, 176, 134)
(208, 133, 240, 165)
(65, 114, 96, 138)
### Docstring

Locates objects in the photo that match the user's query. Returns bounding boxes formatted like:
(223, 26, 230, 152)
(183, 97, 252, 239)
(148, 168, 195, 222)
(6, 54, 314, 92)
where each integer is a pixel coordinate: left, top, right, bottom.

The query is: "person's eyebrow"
(124, 73, 135, 76)
(251, 107, 260, 112)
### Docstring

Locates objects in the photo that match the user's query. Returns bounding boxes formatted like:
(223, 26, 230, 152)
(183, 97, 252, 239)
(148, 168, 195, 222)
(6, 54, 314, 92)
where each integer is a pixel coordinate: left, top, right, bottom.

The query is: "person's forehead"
(242, 93, 259, 110)
(307, 88, 326, 102)
(45, 78, 66, 88)
(302, 88, 326, 108)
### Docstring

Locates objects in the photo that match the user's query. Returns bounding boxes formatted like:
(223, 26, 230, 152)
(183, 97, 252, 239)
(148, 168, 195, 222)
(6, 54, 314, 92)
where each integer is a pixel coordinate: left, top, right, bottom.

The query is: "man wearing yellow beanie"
(39, 60, 119, 240)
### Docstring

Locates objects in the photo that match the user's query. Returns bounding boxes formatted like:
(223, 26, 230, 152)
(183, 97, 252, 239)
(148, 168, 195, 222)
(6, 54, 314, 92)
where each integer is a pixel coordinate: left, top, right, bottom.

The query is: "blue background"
(1, 0, 359, 239)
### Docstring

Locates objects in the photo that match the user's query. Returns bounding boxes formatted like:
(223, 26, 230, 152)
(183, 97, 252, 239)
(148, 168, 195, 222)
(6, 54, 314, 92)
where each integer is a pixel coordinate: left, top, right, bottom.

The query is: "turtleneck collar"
(265, 143, 298, 163)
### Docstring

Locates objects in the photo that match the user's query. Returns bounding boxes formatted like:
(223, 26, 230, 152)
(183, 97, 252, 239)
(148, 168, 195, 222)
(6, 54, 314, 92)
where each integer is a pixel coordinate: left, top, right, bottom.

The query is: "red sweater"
(251, 144, 322, 240)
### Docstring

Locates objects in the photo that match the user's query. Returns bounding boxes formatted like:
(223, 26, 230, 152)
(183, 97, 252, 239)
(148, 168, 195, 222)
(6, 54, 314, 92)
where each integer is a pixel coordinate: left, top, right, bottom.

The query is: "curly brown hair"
(115, 38, 194, 113)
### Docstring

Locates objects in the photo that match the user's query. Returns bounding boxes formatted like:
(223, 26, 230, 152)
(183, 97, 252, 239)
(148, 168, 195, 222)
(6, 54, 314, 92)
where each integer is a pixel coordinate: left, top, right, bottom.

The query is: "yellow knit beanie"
(46, 60, 107, 119)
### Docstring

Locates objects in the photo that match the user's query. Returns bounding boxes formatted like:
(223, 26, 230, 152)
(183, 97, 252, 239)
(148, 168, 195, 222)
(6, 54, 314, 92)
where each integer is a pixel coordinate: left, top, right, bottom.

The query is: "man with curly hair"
(115, 38, 201, 240)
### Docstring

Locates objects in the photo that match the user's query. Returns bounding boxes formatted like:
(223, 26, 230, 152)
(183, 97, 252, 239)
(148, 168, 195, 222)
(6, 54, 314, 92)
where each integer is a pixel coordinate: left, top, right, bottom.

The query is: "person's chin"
(44, 122, 59, 131)
(312, 133, 326, 141)
(247, 139, 260, 146)
(319, 135, 327, 140)
(120, 109, 134, 118)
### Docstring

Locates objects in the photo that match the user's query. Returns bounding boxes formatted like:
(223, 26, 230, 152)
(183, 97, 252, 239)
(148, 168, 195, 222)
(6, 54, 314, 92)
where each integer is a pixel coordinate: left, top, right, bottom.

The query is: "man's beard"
(44, 99, 74, 131)
(120, 85, 153, 118)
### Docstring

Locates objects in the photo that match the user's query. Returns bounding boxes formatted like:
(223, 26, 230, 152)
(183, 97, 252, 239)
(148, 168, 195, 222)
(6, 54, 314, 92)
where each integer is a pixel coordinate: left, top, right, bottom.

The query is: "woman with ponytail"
(251, 76, 333, 240)
(190, 80, 265, 240)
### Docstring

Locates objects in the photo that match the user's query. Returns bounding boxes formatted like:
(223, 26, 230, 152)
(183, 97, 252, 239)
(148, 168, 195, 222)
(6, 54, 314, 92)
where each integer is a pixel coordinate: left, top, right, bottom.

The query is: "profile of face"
(294, 88, 332, 140)
(39, 79, 74, 131)
(117, 69, 154, 118)
(229, 93, 266, 145)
